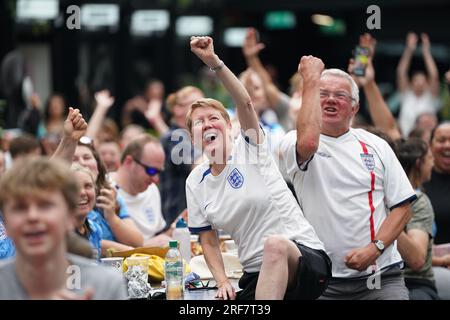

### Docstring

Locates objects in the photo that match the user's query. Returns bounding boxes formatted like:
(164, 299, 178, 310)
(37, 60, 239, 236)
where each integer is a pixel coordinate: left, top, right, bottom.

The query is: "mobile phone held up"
(353, 46, 370, 77)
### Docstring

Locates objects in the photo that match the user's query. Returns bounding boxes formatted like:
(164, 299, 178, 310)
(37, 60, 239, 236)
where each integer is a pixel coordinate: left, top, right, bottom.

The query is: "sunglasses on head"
(132, 157, 162, 176)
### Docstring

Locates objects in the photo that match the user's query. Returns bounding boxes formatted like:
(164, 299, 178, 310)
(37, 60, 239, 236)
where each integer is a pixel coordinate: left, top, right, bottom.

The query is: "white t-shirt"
(398, 90, 440, 137)
(279, 128, 416, 278)
(186, 131, 324, 273)
(115, 184, 166, 240)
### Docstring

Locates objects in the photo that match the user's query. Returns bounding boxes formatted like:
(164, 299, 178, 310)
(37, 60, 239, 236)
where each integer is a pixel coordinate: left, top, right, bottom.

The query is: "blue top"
(87, 220, 103, 261)
(0, 217, 15, 259)
(87, 195, 130, 242)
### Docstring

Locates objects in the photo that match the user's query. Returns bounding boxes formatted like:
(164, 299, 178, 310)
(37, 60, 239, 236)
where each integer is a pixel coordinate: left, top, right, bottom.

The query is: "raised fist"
(298, 55, 324, 82)
(190, 36, 221, 68)
(64, 107, 87, 141)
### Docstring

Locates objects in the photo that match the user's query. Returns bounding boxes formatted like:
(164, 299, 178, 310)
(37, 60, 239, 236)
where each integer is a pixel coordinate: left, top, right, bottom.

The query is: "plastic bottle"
(164, 240, 184, 300)
(172, 218, 191, 264)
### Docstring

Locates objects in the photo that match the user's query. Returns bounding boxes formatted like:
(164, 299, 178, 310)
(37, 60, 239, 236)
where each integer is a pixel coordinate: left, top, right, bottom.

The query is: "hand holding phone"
(353, 46, 370, 77)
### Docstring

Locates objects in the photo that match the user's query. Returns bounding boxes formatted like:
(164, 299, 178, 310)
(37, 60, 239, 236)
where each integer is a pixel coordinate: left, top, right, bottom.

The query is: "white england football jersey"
(116, 184, 167, 240)
(279, 128, 416, 278)
(186, 132, 324, 273)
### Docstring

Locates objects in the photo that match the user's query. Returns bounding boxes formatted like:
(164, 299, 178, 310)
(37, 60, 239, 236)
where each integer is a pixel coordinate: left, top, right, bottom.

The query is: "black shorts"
(236, 241, 332, 300)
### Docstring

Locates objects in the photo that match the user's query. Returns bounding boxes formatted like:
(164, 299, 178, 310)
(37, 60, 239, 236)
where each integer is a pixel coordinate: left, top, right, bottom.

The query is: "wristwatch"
(372, 240, 385, 254)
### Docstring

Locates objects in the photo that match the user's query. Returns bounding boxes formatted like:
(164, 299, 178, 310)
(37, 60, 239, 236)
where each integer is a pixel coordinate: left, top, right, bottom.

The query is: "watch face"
(375, 241, 384, 250)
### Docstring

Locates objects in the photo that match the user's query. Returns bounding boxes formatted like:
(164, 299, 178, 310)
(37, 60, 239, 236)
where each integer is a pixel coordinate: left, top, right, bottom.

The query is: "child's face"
(2, 190, 74, 260)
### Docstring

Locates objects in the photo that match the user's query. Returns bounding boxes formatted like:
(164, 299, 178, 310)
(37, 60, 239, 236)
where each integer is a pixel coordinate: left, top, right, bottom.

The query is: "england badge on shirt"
(360, 153, 375, 171)
(227, 168, 244, 189)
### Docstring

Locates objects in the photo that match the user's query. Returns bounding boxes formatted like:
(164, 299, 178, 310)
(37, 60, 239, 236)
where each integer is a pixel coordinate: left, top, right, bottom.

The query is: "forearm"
(423, 51, 439, 80)
(296, 78, 321, 161)
(397, 49, 413, 77)
(423, 51, 440, 95)
(432, 255, 450, 267)
(51, 136, 77, 163)
(106, 215, 144, 247)
(363, 81, 401, 141)
(397, 49, 413, 91)
(245, 55, 281, 107)
(86, 106, 109, 140)
(375, 204, 412, 248)
(147, 115, 169, 137)
(214, 59, 252, 110)
(397, 231, 426, 270)
(101, 240, 133, 256)
(200, 231, 229, 284)
(213, 58, 260, 137)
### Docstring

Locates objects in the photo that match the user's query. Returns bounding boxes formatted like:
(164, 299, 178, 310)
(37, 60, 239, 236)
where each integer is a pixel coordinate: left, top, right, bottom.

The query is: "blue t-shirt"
(0, 218, 16, 259)
(87, 220, 103, 261)
(87, 195, 130, 242)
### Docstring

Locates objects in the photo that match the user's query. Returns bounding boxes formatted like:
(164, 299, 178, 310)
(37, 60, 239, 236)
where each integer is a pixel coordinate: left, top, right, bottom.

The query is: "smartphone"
(353, 46, 370, 77)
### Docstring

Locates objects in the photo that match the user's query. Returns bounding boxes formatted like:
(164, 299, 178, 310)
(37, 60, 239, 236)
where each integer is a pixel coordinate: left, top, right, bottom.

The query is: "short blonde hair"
(0, 157, 79, 214)
(71, 163, 97, 193)
(186, 98, 231, 133)
(166, 86, 204, 112)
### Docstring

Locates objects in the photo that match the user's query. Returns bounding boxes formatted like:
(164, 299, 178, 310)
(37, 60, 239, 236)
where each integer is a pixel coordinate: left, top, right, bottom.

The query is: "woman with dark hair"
(38, 94, 67, 138)
(37, 93, 68, 155)
(397, 138, 439, 299)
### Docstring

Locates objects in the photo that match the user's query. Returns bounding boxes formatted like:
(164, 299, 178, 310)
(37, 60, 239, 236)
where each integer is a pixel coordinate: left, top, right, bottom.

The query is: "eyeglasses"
(187, 280, 217, 291)
(319, 90, 355, 102)
(132, 157, 162, 176)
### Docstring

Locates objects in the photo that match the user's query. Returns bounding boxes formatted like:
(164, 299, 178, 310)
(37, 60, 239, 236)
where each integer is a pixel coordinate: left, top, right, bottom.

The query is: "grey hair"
(321, 68, 359, 106)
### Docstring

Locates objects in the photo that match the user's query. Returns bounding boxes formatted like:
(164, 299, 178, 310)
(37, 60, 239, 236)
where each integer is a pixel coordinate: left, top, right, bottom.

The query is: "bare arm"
(397, 229, 429, 271)
(199, 230, 236, 300)
(107, 217, 144, 247)
(295, 56, 324, 163)
(190, 36, 262, 144)
(432, 254, 450, 268)
(85, 90, 115, 140)
(421, 33, 440, 97)
(52, 107, 87, 162)
(349, 34, 401, 141)
(144, 99, 169, 136)
(397, 32, 417, 93)
(375, 203, 413, 251)
(346, 203, 412, 271)
(242, 28, 283, 108)
(101, 240, 133, 256)
(97, 188, 144, 247)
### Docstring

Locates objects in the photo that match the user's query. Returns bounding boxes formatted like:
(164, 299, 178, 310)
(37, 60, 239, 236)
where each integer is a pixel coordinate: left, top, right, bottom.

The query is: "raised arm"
(85, 90, 115, 140)
(144, 99, 169, 137)
(199, 230, 236, 300)
(190, 36, 262, 144)
(397, 32, 417, 93)
(349, 33, 402, 141)
(242, 28, 284, 108)
(421, 33, 440, 97)
(52, 107, 87, 163)
(295, 56, 324, 163)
